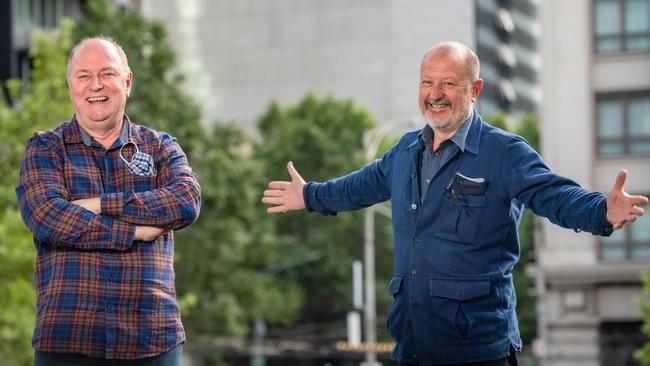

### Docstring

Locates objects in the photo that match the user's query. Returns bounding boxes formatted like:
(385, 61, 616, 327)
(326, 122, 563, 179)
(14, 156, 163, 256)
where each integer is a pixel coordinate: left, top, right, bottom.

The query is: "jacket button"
(410, 268, 417, 276)
(411, 302, 420, 310)
(411, 203, 417, 210)
(410, 171, 416, 178)
(414, 236, 421, 243)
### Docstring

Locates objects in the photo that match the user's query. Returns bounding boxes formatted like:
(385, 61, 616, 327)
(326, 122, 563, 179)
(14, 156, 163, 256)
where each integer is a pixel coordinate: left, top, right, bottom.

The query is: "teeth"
(87, 96, 108, 102)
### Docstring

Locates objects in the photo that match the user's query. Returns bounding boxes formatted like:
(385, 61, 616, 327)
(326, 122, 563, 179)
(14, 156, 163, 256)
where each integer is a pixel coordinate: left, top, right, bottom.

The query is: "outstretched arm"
(606, 169, 649, 230)
(262, 162, 306, 214)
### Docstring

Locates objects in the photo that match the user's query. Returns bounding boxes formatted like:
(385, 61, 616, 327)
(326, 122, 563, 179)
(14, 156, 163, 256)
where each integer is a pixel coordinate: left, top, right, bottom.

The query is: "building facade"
(539, 0, 650, 365)
(139, 0, 540, 129)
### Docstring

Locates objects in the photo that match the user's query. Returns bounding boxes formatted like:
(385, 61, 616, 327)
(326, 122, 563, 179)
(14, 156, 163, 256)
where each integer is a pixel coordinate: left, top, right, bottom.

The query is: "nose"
(427, 83, 445, 100)
(90, 76, 103, 91)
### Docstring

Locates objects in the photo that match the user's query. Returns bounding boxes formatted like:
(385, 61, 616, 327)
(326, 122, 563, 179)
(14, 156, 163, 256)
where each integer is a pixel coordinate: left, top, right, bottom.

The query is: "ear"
(125, 71, 134, 97)
(471, 79, 483, 103)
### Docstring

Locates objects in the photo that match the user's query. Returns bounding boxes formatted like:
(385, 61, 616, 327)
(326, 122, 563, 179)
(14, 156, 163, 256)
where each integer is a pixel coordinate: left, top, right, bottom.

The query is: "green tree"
(0, 24, 74, 366)
(254, 94, 396, 327)
(484, 112, 540, 345)
(73, 0, 303, 346)
(636, 274, 650, 365)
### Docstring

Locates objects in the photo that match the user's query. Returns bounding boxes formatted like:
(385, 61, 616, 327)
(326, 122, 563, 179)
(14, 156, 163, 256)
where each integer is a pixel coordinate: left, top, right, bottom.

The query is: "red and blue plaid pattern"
(16, 117, 201, 359)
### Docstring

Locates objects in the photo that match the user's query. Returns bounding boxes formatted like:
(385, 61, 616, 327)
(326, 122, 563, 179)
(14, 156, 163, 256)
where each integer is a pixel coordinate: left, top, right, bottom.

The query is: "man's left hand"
(606, 169, 649, 230)
(72, 197, 101, 215)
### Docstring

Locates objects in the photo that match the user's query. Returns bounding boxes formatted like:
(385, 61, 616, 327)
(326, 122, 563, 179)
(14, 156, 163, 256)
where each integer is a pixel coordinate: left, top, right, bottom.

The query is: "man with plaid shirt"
(16, 36, 201, 365)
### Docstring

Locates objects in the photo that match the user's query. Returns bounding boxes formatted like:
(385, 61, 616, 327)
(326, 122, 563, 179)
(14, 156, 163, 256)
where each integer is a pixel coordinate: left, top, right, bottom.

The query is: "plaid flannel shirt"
(16, 116, 201, 359)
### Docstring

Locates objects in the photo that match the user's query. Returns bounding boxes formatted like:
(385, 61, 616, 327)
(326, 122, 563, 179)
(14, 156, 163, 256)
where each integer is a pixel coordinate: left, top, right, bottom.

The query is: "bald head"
(67, 36, 130, 79)
(421, 41, 480, 83)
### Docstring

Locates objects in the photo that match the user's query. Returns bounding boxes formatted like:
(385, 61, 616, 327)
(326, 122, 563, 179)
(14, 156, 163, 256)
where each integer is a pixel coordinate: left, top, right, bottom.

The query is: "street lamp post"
(361, 117, 420, 365)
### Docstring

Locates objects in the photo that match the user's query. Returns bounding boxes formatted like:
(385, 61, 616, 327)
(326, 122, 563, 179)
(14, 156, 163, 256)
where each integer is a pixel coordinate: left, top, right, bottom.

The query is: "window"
(594, 0, 650, 53)
(600, 206, 650, 260)
(596, 92, 650, 156)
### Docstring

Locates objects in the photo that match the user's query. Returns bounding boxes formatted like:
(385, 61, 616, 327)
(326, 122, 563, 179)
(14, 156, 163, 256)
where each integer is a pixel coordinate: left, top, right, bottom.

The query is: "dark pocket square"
(447, 172, 488, 196)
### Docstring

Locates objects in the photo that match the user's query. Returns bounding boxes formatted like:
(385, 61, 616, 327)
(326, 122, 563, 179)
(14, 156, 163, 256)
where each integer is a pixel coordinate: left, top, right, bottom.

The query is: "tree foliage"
(0, 23, 74, 366)
(636, 274, 650, 365)
(255, 94, 396, 324)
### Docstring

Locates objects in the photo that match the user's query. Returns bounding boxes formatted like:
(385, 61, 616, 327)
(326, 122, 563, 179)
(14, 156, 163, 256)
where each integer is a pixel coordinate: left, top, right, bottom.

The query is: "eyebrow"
(73, 66, 120, 75)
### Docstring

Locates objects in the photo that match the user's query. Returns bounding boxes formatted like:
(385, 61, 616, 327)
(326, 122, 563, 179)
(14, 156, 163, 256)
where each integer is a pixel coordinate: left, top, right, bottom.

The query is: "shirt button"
(426, 179, 430, 184)
(411, 203, 417, 210)
(410, 268, 417, 276)
(414, 236, 421, 243)
(411, 302, 420, 310)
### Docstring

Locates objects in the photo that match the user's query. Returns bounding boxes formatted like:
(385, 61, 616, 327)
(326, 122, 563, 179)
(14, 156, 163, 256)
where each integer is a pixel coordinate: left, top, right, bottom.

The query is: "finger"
(268, 181, 292, 189)
(612, 169, 627, 192)
(263, 189, 285, 197)
(630, 195, 650, 206)
(630, 206, 645, 216)
(287, 161, 302, 181)
(262, 197, 285, 205)
(267, 206, 287, 214)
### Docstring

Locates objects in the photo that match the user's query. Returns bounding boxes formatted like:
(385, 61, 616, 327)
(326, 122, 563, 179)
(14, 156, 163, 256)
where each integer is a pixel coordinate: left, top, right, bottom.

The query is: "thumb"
(287, 161, 303, 182)
(612, 169, 627, 193)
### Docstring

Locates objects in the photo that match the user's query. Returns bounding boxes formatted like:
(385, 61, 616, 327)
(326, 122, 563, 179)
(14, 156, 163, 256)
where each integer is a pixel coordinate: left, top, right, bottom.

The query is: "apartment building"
(539, 0, 650, 365)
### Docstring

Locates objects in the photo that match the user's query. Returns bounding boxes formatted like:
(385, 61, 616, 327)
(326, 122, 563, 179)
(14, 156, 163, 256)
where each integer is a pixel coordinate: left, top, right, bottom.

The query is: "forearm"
(18, 194, 135, 251)
(100, 180, 201, 229)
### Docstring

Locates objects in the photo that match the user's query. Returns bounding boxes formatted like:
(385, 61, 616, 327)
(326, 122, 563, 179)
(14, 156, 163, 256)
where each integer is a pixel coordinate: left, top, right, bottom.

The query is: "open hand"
(606, 169, 649, 230)
(262, 162, 306, 214)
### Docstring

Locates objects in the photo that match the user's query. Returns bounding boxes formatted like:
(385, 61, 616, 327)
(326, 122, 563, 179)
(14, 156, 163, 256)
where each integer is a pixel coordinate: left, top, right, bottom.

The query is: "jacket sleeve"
(16, 134, 136, 251)
(500, 136, 613, 236)
(304, 142, 397, 215)
(100, 134, 201, 230)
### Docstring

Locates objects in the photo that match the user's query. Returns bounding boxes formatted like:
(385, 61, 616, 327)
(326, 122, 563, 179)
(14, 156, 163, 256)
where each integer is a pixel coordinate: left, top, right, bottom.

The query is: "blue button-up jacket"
(304, 111, 612, 364)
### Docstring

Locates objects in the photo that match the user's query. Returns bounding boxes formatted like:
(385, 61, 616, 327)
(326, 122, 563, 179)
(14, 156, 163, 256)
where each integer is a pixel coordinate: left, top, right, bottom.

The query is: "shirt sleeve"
(500, 136, 613, 236)
(16, 134, 136, 251)
(100, 133, 201, 230)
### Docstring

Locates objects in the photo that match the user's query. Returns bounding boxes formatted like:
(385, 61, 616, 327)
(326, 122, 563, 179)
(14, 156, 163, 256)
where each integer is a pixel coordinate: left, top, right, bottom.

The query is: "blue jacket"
(304, 112, 612, 364)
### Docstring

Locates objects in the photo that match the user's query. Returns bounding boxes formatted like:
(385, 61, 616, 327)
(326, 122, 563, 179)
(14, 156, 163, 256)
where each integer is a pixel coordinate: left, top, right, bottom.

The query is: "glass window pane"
(626, 35, 650, 50)
(629, 97, 650, 136)
(597, 38, 623, 52)
(598, 100, 623, 137)
(631, 211, 650, 241)
(631, 245, 650, 259)
(602, 245, 626, 260)
(625, 0, 650, 32)
(630, 141, 650, 153)
(596, 0, 621, 35)
(602, 227, 626, 243)
(598, 141, 625, 155)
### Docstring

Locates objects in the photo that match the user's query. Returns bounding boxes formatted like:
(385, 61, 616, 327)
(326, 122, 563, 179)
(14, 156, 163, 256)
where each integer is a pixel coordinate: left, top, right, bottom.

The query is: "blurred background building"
(137, 0, 540, 129)
(538, 0, 650, 365)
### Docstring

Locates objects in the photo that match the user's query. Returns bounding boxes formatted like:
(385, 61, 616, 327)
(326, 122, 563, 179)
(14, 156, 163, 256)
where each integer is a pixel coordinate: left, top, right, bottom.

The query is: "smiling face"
(418, 43, 483, 134)
(67, 39, 132, 132)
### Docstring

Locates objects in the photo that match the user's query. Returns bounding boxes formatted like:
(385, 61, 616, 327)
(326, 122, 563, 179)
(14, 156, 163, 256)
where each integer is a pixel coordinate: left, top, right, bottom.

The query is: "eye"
(77, 74, 90, 80)
(101, 71, 117, 78)
(441, 81, 457, 89)
(421, 80, 433, 87)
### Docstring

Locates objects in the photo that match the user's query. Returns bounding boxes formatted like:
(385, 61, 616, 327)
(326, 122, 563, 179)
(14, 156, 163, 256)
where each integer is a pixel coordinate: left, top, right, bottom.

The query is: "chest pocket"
(434, 190, 487, 244)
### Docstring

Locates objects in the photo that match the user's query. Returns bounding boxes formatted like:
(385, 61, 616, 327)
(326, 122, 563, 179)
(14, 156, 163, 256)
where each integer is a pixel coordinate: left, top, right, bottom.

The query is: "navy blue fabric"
(304, 111, 612, 364)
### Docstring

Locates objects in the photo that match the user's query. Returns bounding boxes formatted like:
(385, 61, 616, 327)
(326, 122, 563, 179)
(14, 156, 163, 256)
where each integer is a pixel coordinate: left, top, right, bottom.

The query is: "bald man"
(17, 36, 201, 365)
(263, 41, 648, 365)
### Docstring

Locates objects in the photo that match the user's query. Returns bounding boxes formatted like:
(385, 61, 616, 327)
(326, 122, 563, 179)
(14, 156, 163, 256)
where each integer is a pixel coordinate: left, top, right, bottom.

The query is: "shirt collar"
(417, 109, 474, 152)
(77, 115, 131, 147)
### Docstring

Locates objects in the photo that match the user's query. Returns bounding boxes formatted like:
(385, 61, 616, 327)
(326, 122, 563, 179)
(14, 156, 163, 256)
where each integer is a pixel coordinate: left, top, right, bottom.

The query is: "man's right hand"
(262, 161, 306, 214)
(134, 225, 165, 241)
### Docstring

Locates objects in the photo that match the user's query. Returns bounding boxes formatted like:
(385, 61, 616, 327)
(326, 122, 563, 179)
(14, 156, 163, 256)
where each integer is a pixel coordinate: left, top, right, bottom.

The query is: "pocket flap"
(429, 278, 489, 301)
(388, 275, 403, 295)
